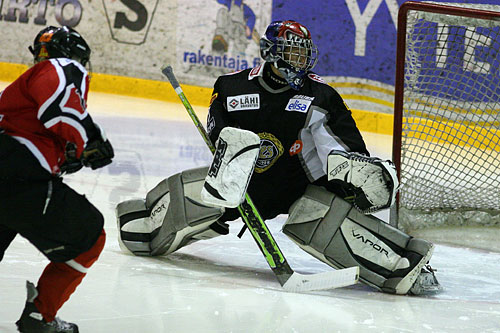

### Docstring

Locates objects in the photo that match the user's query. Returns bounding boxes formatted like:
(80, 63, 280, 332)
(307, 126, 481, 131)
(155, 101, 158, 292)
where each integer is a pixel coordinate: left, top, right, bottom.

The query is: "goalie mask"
(260, 20, 319, 90)
(29, 26, 91, 67)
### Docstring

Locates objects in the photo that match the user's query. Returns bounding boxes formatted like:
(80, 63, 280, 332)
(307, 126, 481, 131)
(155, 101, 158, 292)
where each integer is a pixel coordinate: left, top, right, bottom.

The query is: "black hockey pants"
(0, 133, 103, 262)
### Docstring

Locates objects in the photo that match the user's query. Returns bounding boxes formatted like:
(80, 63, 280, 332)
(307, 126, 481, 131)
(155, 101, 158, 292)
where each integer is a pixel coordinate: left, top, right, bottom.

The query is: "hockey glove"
(327, 150, 399, 213)
(60, 142, 83, 174)
(82, 124, 114, 170)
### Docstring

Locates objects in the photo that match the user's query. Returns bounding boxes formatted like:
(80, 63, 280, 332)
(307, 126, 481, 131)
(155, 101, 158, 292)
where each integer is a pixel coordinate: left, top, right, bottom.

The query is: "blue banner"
(272, 0, 500, 88)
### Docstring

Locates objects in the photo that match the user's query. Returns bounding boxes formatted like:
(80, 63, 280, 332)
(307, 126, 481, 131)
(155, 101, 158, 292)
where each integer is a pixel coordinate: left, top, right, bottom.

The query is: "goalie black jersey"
(208, 63, 369, 219)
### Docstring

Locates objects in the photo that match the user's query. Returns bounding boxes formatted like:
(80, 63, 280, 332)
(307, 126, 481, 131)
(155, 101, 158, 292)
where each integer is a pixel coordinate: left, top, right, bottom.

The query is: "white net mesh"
(398, 3, 500, 232)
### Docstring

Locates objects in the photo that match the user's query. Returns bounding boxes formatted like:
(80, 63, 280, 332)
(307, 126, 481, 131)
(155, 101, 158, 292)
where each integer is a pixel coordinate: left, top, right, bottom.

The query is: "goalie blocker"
(283, 184, 439, 295)
(201, 127, 260, 208)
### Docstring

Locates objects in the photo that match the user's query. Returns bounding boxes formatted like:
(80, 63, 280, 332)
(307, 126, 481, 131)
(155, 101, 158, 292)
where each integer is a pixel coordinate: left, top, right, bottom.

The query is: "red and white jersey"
(0, 58, 98, 175)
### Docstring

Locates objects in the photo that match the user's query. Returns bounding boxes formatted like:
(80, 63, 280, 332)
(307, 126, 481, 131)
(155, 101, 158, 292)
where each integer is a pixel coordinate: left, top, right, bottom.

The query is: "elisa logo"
(285, 95, 313, 113)
(289, 140, 303, 156)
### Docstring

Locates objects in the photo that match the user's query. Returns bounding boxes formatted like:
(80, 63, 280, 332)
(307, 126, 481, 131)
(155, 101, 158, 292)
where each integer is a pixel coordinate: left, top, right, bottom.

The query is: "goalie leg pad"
(149, 168, 226, 256)
(116, 198, 151, 256)
(117, 167, 226, 256)
(282, 185, 433, 294)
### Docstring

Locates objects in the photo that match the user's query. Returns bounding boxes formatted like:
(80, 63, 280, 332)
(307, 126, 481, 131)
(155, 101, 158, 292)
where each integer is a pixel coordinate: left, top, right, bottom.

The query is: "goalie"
(117, 20, 441, 295)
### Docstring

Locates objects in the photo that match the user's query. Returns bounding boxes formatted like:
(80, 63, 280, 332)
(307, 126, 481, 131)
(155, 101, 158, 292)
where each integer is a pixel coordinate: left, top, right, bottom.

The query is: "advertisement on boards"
(0, 0, 499, 112)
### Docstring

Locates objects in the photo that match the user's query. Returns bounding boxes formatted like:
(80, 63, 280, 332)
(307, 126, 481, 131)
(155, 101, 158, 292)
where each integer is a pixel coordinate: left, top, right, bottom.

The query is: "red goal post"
(391, 1, 500, 233)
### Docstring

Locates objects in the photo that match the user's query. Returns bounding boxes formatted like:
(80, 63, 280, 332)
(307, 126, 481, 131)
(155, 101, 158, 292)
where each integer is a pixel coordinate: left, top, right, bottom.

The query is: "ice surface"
(1, 87, 499, 332)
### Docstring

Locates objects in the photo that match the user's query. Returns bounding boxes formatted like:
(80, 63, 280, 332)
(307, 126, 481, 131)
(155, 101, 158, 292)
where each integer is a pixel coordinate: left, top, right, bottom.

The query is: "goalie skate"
(409, 265, 443, 296)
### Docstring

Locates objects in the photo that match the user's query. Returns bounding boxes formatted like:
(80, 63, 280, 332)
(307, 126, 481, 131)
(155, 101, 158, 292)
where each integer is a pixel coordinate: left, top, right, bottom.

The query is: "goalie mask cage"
(392, 1, 500, 233)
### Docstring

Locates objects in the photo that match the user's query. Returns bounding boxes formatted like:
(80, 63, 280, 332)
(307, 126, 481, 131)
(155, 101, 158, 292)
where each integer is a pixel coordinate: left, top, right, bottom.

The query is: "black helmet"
(29, 26, 91, 66)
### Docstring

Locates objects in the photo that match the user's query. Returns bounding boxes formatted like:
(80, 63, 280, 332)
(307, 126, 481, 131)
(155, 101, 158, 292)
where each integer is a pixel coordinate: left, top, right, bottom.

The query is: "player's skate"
(409, 265, 443, 295)
(16, 281, 79, 333)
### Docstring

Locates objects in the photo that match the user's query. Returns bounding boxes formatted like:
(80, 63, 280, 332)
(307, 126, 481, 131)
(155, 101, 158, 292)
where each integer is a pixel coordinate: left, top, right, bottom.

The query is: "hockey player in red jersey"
(117, 20, 441, 296)
(0, 26, 114, 332)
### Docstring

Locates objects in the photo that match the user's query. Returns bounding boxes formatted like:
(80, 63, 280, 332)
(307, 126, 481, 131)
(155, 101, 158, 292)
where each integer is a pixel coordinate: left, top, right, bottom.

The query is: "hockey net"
(392, 2, 500, 235)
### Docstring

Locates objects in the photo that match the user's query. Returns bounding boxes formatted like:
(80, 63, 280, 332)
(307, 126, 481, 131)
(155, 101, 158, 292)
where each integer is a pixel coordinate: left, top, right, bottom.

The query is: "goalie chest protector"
(207, 65, 368, 219)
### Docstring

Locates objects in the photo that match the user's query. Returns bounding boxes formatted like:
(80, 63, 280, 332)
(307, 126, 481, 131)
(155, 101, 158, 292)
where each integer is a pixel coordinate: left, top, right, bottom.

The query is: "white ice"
(1, 87, 500, 333)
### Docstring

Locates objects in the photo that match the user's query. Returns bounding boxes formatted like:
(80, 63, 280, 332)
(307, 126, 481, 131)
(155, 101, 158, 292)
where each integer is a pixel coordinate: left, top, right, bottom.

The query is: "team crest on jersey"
(285, 95, 314, 113)
(227, 94, 260, 112)
(255, 132, 284, 173)
(308, 73, 325, 83)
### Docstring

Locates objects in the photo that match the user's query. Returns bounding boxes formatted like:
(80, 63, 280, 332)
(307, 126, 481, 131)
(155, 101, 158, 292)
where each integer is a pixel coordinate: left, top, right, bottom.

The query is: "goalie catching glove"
(327, 150, 398, 213)
(201, 127, 261, 208)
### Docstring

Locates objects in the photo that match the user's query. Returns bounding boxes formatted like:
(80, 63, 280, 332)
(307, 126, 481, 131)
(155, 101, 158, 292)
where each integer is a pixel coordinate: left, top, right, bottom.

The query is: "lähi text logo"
(227, 94, 260, 112)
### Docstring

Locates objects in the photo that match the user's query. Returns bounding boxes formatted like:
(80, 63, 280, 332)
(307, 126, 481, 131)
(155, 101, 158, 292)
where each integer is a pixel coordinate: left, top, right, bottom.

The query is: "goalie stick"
(161, 66, 359, 292)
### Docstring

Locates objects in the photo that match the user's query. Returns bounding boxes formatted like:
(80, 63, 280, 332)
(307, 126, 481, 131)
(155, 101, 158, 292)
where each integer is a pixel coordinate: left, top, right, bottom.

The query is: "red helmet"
(260, 20, 319, 89)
